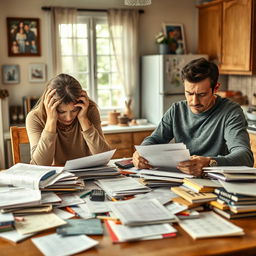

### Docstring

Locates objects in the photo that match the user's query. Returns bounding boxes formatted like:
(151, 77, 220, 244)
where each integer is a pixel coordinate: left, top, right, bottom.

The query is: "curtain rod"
(41, 6, 144, 13)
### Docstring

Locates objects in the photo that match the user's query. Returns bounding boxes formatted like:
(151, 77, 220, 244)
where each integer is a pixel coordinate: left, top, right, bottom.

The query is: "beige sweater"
(26, 105, 110, 166)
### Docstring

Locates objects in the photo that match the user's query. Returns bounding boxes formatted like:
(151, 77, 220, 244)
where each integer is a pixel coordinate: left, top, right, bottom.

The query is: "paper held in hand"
(135, 143, 190, 169)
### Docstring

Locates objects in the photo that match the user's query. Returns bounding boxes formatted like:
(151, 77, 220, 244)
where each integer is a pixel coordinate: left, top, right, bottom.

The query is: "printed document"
(32, 234, 98, 256)
(135, 143, 190, 168)
(179, 211, 244, 239)
(219, 180, 256, 196)
(63, 149, 116, 170)
(109, 198, 177, 226)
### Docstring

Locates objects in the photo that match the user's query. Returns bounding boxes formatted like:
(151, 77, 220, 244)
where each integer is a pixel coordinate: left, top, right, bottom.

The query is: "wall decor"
(2, 65, 20, 84)
(28, 63, 46, 82)
(163, 23, 186, 54)
(7, 17, 41, 56)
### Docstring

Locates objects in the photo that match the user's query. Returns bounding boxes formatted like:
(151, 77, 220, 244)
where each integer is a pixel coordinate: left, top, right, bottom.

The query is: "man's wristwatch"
(209, 159, 218, 167)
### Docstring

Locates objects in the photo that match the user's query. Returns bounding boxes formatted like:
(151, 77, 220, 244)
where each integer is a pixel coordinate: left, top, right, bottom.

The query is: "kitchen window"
(59, 13, 124, 113)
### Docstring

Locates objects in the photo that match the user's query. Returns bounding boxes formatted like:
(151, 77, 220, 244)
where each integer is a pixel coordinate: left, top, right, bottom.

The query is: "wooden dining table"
(1, 216, 256, 256)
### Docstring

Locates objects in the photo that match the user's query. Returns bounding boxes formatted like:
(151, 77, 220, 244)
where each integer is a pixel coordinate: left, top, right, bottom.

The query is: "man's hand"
(176, 155, 211, 177)
(132, 151, 152, 169)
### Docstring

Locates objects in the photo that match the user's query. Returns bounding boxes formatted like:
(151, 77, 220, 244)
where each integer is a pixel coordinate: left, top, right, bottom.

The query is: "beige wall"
(0, 0, 198, 112)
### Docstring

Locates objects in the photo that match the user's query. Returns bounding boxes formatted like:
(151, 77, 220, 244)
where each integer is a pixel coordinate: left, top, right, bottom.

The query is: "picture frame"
(2, 65, 20, 84)
(7, 17, 41, 56)
(163, 23, 186, 54)
(28, 63, 46, 83)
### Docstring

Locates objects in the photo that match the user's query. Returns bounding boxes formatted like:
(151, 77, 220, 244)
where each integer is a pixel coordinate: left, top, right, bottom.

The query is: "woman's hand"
(75, 90, 91, 131)
(44, 88, 61, 132)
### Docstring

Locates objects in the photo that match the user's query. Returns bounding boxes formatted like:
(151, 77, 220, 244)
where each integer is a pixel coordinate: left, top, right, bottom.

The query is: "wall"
(0, 0, 198, 117)
(228, 76, 256, 105)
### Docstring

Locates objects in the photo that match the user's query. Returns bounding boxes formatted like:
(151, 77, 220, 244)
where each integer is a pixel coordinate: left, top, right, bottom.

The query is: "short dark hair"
(181, 58, 219, 91)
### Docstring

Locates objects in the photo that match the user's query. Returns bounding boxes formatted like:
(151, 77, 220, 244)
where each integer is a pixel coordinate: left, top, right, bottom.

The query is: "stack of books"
(182, 178, 222, 192)
(0, 213, 14, 232)
(211, 187, 256, 219)
(203, 166, 256, 181)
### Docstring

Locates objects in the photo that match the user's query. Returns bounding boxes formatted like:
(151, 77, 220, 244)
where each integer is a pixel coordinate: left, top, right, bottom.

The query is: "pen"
(106, 194, 118, 202)
(80, 191, 91, 198)
(97, 216, 121, 224)
(65, 206, 76, 215)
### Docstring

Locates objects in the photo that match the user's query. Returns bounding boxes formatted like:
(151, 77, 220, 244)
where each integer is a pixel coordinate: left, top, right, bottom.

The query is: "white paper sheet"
(139, 169, 193, 179)
(0, 230, 35, 243)
(135, 144, 190, 168)
(53, 208, 75, 219)
(63, 149, 116, 170)
(32, 234, 98, 256)
(57, 194, 84, 208)
(179, 211, 244, 239)
(71, 204, 95, 219)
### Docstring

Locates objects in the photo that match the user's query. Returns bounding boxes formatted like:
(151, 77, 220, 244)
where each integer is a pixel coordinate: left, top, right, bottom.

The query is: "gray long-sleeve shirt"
(142, 96, 254, 167)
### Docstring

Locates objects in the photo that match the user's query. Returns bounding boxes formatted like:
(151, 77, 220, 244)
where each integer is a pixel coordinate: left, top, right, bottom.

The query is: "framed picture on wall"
(28, 63, 46, 82)
(2, 65, 20, 84)
(163, 23, 186, 54)
(7, 17, 41, 56)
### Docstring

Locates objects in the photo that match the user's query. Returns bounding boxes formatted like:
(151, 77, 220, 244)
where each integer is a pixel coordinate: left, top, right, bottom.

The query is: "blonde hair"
(33, 73, 96, 122)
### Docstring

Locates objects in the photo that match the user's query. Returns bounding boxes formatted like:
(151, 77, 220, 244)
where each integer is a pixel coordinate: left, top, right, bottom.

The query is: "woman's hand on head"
(44, 88, 61, 122)
(75, 90, 90, 122)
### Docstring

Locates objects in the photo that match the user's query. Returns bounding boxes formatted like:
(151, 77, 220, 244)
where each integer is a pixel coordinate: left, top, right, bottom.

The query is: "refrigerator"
(141, 54, 208, 125)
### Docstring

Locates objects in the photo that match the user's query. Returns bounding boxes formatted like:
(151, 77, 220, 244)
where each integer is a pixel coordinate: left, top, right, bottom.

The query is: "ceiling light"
(124, 0, 152, 6)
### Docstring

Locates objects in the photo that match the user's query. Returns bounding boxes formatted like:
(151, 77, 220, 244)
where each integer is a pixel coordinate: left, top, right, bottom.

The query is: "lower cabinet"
(104, 130, 152, 159)
(249, 133, 256, 167)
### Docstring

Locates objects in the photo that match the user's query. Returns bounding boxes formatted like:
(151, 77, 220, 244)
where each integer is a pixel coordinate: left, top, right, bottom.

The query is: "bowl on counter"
(136, 119, 148, 125)
(247, 111, 256, 121)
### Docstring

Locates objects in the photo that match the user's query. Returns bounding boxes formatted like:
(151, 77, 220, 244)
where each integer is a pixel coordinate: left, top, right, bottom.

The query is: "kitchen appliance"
(141, 54, 208, 125)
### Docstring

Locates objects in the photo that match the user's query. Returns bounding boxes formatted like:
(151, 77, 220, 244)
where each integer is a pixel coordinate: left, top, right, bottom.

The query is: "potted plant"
(155, 32, 169, 54)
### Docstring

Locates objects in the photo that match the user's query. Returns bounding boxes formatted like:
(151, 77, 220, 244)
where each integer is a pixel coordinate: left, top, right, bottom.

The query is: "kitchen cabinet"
(104, 130, 152, 159)
(249, 132, 256, 167)
(198, 0, 256, 75)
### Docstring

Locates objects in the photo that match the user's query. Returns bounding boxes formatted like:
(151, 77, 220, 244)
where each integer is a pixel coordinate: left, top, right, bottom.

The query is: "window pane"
(96, 23, 109, 37)
(61, 39, 73, 55)
(111, 73, 122, 88)
(59, 24, 72, 37)
(72, 73, 88, 90)
(62, 57, 74, 73)
(76, 56, 88, 72)
(112, 89, 123, 107)
(76, 39, 88, 55)
(97, 73, 109, 88)
(97, 39, 110, 55)
(110, 56, 118, 72)
(98, 90, 111, 108)
(76, 24, 87, 38)
(97, 56, 110, 72)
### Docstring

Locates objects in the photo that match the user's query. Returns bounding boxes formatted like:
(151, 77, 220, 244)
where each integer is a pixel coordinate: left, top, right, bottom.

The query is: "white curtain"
(107, 9, 139, 102)
(51, 7, 77, 75)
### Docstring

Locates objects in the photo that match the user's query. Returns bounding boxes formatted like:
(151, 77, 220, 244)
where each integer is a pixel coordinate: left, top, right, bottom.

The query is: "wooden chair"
(10, 126, 29, 164)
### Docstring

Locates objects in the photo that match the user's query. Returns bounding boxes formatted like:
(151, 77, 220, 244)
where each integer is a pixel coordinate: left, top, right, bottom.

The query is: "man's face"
(184, 78, 217, 114)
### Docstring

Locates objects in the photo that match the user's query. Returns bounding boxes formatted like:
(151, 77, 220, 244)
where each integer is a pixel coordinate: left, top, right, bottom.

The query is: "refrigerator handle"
(160, 92, 185, 96)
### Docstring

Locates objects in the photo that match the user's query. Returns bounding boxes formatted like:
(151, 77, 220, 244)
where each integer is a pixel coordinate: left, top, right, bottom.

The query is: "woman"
(26, 73, 110, 166)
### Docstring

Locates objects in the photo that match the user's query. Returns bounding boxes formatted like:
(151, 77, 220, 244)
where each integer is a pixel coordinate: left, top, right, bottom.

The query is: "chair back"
(10, 126, 29, 164)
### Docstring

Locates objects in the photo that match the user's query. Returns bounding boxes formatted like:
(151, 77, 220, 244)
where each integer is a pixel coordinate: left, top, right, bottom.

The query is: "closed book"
(229, 204, 256, 213)
(217, 194, 256, 206)
(171, 186, 217, 203)
(172, 197, 203, 209)
(56, 219, 103, 236)
(209, 200, 229, 210)
(213, 207, 256, 219)
(214, 188, 256, 202)
(183, 178, 221, 193)
(208, 172, 256, 181)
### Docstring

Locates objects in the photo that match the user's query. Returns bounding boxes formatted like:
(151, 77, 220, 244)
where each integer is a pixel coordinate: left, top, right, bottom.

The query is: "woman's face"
(56, 102, 80, 125)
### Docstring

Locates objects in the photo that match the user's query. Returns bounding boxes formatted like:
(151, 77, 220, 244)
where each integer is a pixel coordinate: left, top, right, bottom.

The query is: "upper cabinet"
(198, 0, 256, 75)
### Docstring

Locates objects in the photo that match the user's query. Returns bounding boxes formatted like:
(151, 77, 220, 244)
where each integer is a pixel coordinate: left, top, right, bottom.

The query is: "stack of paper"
(109, 199, 177, 226)
(204, 166, 256, 181)
(63, 150, 120, 180)
(96, 176, 151, 199)
(135, 143, 190, 169)
(105, 220, 177, 242)
(138, 169, 193, 188)
(179, 211, 244, 239)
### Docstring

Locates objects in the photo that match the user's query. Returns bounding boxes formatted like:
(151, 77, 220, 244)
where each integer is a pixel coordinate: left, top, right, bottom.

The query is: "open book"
(0, 163, 63, 190)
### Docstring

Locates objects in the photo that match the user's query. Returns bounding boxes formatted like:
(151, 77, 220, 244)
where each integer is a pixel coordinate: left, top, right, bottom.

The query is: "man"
(133, 58, 254, 176)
